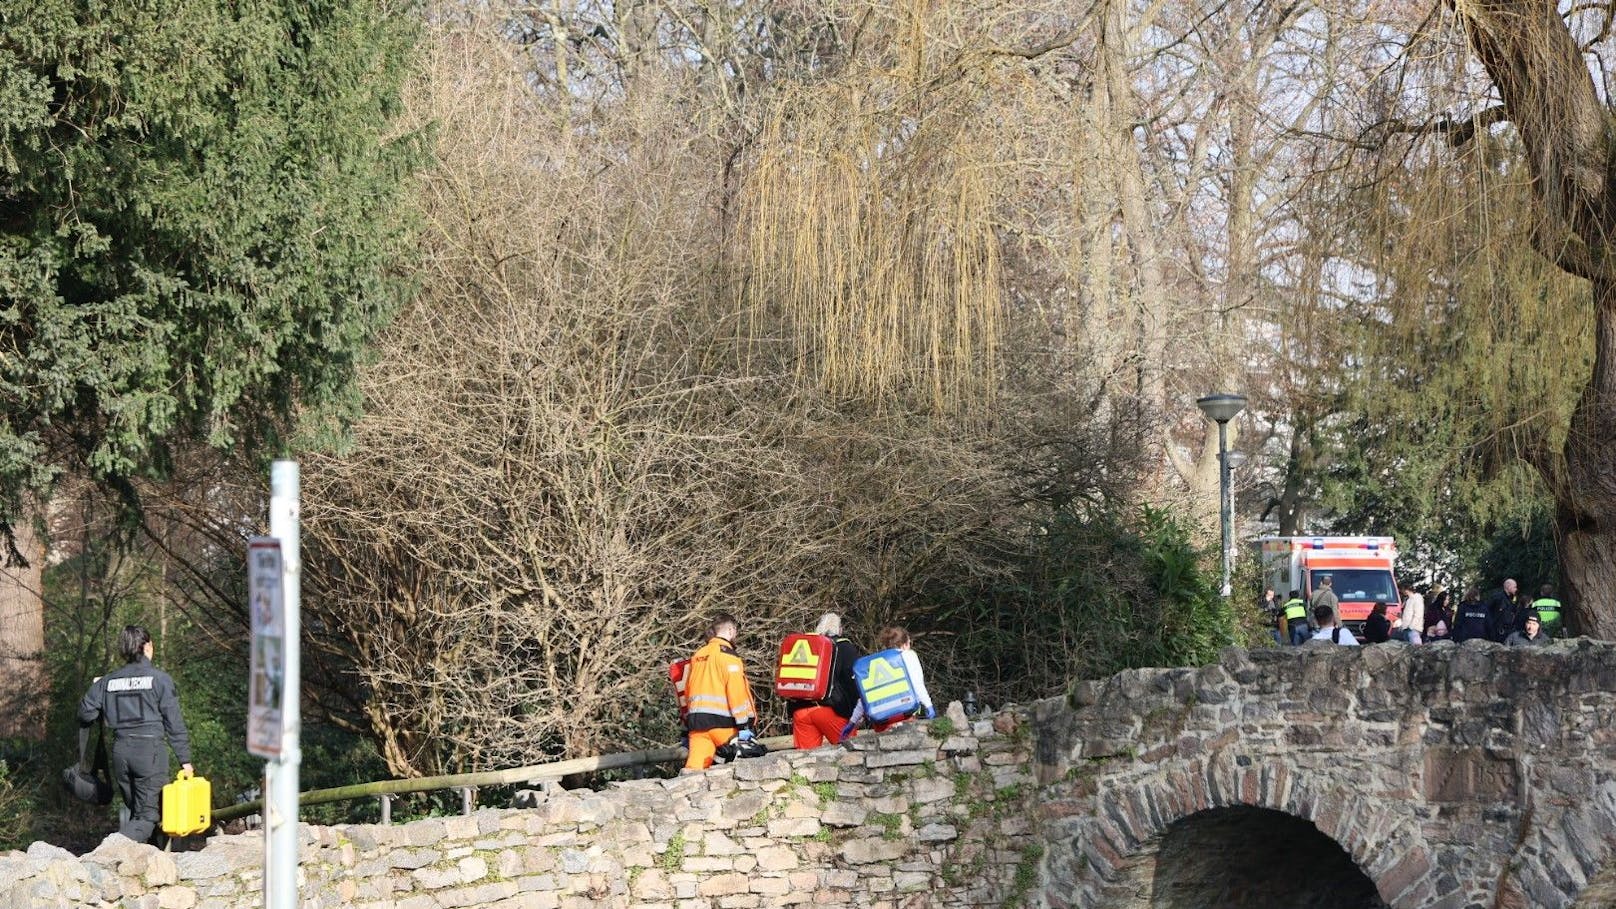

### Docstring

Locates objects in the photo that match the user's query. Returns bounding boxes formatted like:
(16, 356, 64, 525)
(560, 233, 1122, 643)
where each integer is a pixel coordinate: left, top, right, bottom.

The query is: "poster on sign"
(247, 537, 285, 759)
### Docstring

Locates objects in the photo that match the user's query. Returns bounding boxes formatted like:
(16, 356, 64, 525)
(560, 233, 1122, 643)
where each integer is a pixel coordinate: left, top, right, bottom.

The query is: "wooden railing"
(212, 734, 797, 826)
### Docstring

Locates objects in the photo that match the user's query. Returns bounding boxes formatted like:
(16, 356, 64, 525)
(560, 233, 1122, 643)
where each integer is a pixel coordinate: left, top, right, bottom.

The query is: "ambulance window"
(1308, 569, 1397, 603)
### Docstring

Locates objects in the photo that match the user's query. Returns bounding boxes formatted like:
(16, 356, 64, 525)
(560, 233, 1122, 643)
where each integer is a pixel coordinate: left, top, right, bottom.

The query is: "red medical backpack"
(669, 658, 691, 719)
(774, 633, 836, 700)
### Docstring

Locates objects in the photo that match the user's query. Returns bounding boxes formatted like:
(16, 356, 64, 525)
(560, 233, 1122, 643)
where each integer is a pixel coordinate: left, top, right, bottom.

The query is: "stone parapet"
(1, 704, 1038, 909)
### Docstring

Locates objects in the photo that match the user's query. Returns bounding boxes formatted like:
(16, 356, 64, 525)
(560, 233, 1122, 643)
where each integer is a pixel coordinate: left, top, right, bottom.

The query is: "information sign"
(248, 537, 286, 759)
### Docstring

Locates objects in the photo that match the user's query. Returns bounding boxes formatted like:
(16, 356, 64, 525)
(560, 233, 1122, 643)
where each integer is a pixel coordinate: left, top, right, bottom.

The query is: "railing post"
(379, 794, 393, 825)
(460, 787, 476, 815)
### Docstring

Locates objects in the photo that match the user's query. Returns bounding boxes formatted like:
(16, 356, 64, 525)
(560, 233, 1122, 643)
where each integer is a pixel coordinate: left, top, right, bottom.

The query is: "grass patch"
(656, 831, 686, 872)
(1004, 844, 1045, 908)
(813, 781, 838, 807)
(928, 716, 956, 739)
(868, 810, 905, 841)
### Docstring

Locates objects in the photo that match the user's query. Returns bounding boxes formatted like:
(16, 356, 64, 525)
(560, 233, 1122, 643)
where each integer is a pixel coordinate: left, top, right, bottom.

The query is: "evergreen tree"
(0, 0, 418, 735)
(0, 0, 417, 506)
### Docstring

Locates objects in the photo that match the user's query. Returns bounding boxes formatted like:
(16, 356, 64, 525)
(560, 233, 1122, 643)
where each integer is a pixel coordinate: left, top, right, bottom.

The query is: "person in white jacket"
(1396, 584, 1425, 644)
(842, 625, 936, 735)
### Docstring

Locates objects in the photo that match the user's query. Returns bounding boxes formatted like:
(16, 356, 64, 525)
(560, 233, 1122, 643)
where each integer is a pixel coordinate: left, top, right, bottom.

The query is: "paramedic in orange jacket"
(683, 613, 759, 771)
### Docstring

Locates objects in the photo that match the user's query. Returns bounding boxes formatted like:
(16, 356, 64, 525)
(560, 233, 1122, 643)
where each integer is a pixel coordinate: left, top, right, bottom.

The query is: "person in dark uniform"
(78, 625, 194, 842)
(1451, 586, 1491, 644)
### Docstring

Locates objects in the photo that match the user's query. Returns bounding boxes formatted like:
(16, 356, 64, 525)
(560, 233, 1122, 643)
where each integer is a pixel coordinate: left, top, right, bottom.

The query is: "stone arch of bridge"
(1060, 756, 1436, 908)
(1149, 805, 1385, 908)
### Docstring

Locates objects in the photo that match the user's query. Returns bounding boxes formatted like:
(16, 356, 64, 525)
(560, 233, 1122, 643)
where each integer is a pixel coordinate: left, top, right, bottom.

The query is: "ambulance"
(1257, 536, 1402, 629)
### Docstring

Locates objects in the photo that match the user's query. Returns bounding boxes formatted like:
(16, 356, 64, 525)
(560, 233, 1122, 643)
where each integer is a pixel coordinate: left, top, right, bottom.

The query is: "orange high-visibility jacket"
(684, 637, 757, 731)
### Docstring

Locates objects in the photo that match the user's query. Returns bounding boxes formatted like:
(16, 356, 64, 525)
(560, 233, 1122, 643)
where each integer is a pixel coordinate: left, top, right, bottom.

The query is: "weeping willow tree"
(738, 0, 1013, 409)
(1313, 0, 1616, 632)
(1303, 83, 1592, 586)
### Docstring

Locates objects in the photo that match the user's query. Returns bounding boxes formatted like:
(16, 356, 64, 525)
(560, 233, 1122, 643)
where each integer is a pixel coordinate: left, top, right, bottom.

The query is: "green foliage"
(1299, 135, 1585, 583)
(917, 503, 1238, 707)
(1003, 844, 1045, 909)
(1476, 505, 1560, 594)
(927, 716, 956, 739)
(657, 831, 686, 872)
(0, 0, 420, 514)
(869, 810, 905, 841)
(0, 760, 36, 850)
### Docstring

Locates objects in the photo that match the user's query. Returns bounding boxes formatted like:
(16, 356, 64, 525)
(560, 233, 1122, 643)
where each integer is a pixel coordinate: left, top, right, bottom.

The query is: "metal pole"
(1219, 420, 1233, 599)
(266, 461, 301, 909)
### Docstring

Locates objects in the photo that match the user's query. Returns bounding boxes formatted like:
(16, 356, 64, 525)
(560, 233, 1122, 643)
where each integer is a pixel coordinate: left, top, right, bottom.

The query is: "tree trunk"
(0, 515, 47, 739)
(1556, 278, 1616, 638)
(1100, 0, 1168, 435)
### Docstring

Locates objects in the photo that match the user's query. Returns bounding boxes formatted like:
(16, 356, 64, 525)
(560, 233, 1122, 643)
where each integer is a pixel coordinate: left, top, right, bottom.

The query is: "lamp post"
(1196, 393, 1248, 598)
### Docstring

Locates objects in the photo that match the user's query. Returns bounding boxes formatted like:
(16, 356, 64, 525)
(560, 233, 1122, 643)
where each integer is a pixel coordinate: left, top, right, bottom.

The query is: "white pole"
(266, 461, 301, 908)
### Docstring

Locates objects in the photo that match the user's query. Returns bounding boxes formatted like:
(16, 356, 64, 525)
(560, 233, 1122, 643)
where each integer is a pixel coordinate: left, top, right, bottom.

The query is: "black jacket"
(78, 656, 192, 763)
(1452, 599, 1490, 643)
(1487, 591, 1522, 642)
(1363, 613, 1391, 644)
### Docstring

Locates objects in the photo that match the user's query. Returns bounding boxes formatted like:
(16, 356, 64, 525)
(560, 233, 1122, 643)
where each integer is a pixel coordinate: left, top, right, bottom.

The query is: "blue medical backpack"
(852, 649, 918, 723)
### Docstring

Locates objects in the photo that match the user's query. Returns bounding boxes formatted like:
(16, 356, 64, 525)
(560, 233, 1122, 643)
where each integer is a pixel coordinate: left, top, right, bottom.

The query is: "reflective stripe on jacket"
(684, 637, 757, 731)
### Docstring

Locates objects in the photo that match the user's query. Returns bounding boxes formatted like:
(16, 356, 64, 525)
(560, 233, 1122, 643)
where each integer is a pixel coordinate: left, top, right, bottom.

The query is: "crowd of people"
(678, 612, 935, 772)
(1263, 577, 1564, 649)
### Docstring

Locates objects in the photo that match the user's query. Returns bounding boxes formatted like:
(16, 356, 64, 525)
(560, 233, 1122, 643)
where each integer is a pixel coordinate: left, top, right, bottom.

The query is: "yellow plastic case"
(161, 769, 212, 837)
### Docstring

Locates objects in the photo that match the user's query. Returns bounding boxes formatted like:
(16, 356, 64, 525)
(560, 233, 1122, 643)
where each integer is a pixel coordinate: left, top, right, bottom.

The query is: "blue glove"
(737, 728, 755, 742)
(923, 706, 936, 720)
(839, 721, 857, 739)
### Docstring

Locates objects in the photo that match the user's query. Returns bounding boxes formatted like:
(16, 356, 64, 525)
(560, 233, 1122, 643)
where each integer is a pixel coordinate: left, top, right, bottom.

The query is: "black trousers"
(112, 734, 166, 842)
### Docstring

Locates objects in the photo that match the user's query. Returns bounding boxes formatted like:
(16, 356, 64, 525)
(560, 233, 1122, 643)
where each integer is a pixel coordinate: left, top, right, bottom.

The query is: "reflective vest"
(1531, 597, 1564, 634)
(1283, 598, 1308, 622)
(853, 649, 918, 723)
(683, 637, 757, 731)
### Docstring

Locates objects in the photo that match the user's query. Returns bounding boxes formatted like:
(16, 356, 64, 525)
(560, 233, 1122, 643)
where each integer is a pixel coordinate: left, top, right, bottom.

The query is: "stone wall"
(17, 641, 1616, 909)
(0, 706, 1040, 909)
(1031, 639, 1616, 908)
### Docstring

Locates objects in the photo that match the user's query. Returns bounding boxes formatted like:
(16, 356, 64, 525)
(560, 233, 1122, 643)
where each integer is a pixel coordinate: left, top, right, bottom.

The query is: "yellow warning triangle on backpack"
(863, 657, 903, 686)
(783, 638, 819, 666)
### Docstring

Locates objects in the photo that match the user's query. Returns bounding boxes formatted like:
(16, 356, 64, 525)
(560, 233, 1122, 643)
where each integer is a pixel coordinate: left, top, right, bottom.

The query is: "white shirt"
(900, 649, 934, 715)
(1399, 593, 1425, 633)
(844, 646, 935, 728)
(1312, 625, 1360, 646)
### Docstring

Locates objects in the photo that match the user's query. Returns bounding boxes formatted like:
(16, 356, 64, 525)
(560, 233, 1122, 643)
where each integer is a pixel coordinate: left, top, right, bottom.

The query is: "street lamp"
(1196, 393, 1248, 598)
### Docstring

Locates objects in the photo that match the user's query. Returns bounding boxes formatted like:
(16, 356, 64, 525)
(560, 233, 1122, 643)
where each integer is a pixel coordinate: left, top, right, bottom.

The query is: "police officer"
(1531, 584, 1564, 638)
(1282, 589, 1311, 645)
(1451, 586, 1491, 643)
(78, 625, 193, 842)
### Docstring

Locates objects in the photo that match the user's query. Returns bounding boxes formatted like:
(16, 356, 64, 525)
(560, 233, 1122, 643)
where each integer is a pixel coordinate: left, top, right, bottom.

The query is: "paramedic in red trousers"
(844, 625, 936, 736)
(789, 612, 863, 749)
(78, 625, 194, 843)
(682, 613, 759, 771)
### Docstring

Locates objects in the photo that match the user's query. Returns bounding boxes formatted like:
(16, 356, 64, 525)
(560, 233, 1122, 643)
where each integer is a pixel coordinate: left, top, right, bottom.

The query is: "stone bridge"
(7, 641, 1616, 908)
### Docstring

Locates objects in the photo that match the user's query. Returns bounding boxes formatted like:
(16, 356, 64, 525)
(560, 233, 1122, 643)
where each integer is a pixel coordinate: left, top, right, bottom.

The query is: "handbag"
(62, 723, 114, 806)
